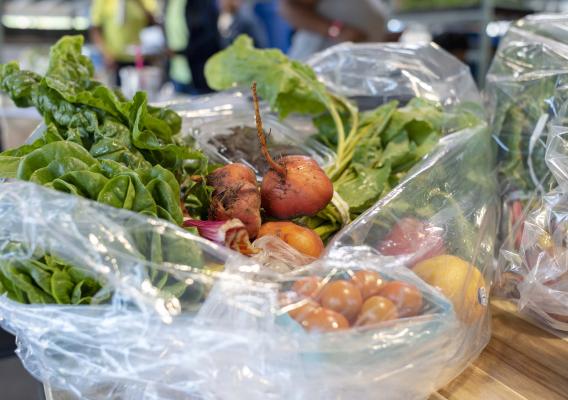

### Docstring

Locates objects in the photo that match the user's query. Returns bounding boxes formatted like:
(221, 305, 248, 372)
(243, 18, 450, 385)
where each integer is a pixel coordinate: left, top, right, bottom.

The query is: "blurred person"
(279, 0, 388, 60)
(164, 0, 221, 94)
(218, 0, 269, 49)
(254, 0, 293, 52)
(90, 0, 158, 86)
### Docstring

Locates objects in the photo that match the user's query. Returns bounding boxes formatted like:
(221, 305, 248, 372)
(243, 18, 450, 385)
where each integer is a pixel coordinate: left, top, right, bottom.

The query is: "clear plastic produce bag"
(0, 42, 497, 400)
(485, 14, 568, 242)
(0, 179, 490, 400)
(302, 42, 497, 391)
(498, 121, 568, 331)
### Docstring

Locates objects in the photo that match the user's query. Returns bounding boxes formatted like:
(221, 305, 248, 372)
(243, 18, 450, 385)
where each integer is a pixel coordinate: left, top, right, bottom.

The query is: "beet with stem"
(251, 82, 333, 219)
(208, 163, 262, 239)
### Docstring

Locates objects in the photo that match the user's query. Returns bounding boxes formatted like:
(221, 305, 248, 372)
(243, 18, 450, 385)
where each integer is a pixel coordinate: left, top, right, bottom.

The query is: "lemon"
(413, 255, 487, 324)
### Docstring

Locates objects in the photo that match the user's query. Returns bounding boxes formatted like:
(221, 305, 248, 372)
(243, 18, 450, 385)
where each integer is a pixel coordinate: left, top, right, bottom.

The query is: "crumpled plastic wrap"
(485, 14, 568, 242)
(0, 41, 497, 400)
(308, 41, 482, 110)
(487, 14, 568, 332)
(314, 47, 497, 386)
(498, 117, 568, 331)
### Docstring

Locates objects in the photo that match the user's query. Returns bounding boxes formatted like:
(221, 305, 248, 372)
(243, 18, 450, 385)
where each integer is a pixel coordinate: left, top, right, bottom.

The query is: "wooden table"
(433, 300, 568, 400)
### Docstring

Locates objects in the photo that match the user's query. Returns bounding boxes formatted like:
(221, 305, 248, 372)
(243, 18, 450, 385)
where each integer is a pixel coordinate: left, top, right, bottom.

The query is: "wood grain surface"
(433, 300, 568, 400)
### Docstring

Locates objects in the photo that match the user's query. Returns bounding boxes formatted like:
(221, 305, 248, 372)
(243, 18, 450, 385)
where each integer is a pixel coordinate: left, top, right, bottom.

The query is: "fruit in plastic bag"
(378, 218, 445, 266)
(300, 307, 349, 332)
(379, 281, 423, 318)
(351, 270, 385, 299)
(319, 280, 363, 322)
(413, 255, 486, 323)
(258, 221, 324, 258)
(355, 296, 398, 326)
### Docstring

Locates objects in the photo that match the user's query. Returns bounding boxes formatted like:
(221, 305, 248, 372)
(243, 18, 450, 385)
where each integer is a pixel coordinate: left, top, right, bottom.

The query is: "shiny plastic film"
(0, 42, 497, 400)
(1, 182, 462, 400)
(312, 42, 497, 389)
(485, 14, 568, 241)
(497, 121, 568, 331)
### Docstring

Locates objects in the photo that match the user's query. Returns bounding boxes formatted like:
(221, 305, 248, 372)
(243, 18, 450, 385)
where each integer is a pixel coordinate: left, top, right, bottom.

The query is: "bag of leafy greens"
(0, 37, 496, 400)
(498, 117, 568, 332)
(1, 167, 494, 400)
(485, 14, 568, 244)
(312, 42, 498, 391)
(490, 14, 568, 332)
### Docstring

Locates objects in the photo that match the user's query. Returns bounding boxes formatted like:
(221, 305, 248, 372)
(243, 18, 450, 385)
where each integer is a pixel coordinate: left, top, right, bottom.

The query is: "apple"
(378, 218, 445, 266)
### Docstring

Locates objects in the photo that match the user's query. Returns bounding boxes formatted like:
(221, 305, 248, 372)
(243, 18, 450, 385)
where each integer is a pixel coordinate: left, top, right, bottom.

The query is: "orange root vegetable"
(258, 221, 325, 258)
(251, 82, 333, 219)
(208, 163, 262, 239)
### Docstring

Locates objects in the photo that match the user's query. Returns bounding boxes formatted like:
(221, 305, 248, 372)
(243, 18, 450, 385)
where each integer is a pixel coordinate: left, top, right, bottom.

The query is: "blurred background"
(0, 0, 566, 398)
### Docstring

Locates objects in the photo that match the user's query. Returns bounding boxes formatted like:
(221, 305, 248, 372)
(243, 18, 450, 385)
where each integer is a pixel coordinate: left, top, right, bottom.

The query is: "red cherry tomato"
(292, 276, 321, 297)
(319, 280, 363, 322)
(355, 296, 398, 327)
(301, 307, 349, 333)
(351, 270, 385, 299)
(378, 218, 445, 266)
(288, 299, 319, 322)
(379, 281, 423, 317)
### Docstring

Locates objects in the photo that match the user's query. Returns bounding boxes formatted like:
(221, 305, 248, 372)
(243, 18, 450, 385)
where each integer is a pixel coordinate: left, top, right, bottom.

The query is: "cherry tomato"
(378, 218, 445, 266)
(292, 276, 321, 297)
(288, 299, 319, 322)
(319, 280, 363, 322)
(379, 281, 423, 317)
(351, 270, 385, 299)
(355, 296, 398, 326)
(301, 307, 349, 333)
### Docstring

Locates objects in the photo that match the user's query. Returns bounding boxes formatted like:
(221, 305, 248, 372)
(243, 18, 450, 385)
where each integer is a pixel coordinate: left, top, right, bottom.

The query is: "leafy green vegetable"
(0, 252, 105, 306)
(300, 98, 449, 240)
(205, 35, 358, 171)
(0, 35, 216, 221)
(0, 35, 188, 171)
(204, 36, 467, 240)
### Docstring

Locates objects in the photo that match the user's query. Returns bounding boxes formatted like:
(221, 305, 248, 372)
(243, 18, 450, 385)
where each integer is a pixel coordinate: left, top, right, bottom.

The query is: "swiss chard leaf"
(205, 35, 332, 118)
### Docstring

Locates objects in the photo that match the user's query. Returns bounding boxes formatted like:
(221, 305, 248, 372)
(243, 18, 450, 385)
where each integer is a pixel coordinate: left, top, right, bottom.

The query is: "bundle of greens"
(0, 35, 214, 220)
(491, 76, 557, 194)
(0, 36, 214, 305)
(205, 35, 482, 240)
(0, 248, 107, 305)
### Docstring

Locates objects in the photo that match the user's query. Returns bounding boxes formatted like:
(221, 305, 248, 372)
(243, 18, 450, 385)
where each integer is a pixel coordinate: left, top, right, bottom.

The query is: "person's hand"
(337, 25, 366, 43)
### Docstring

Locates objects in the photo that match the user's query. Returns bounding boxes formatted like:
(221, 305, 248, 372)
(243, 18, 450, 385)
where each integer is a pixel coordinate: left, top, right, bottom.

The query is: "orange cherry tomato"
(351, 270, 385, 299)
(319, 280, 363, 322)
(379, 281, 423, 317)
(355, 296, 398, 327)
(288, 299, 319, 322)
(301, 307, 349, 333)
(292, 276, 321, 297)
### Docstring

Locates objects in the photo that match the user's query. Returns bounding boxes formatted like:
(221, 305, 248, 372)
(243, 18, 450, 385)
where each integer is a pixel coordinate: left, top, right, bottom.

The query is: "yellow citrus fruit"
(413, 255, 487, 324)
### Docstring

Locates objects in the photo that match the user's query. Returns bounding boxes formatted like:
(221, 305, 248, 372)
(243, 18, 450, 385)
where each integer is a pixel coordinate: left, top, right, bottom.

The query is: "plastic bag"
(485, 14, 568, 242)
(0, 42, 496, 400)
(497, 114, 568, 331)
(0, 181, 475, 400)
(311, 45, 497, 377)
